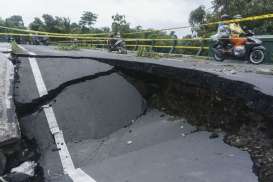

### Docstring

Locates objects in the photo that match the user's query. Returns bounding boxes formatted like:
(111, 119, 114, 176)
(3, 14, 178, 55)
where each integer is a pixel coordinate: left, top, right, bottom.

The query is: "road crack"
(15, 68, 117, 117)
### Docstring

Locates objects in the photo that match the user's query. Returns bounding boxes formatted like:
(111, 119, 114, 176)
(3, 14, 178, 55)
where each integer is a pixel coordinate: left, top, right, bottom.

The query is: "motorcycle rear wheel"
(213, 52, 225, 62)
(249, 49, 265, 64)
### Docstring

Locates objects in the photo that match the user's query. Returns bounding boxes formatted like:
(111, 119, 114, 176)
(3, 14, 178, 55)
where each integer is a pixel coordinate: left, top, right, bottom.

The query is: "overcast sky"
(0, 0, 212, 36)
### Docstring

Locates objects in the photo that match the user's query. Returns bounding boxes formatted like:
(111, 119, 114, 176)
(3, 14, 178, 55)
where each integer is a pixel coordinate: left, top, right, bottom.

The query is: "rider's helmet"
(221, 14, 230, 20)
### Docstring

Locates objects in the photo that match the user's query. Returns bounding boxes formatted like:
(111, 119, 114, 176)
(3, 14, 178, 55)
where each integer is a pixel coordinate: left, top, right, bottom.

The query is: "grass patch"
(136, 46, 161, 58)
(11, 41, 23, 54)
(57, 44, 80, 51)
(136, 46, 210, 60)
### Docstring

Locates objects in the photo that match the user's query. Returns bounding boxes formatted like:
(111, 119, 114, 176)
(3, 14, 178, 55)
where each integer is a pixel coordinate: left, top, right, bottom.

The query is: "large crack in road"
(12, 53, 146, 181)
(7, 46, 273, 182)
(15, 68, 117, 118)
(121, 68, 273, 182)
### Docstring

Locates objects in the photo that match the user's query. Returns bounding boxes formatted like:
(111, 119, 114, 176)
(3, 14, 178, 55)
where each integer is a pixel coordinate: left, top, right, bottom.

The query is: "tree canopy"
(189, 0, 273, 37)
(79, 11, 98, 28)
(1, 0, 272, 40)
(5, 15, 24, 28)
(111, 14, 130, 34)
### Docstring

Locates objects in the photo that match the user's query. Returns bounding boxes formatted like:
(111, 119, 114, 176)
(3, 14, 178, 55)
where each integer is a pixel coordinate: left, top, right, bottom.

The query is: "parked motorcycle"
(212, 30, 266, 64)
(108, 38, 127, 54)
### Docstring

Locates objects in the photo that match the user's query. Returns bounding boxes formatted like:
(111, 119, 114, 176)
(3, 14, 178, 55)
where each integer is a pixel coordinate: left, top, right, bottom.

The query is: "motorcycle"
(212, 30, 266, 64)
(108, 38, 127, 54)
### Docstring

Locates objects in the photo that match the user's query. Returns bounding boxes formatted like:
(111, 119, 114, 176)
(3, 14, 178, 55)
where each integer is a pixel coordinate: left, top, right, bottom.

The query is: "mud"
(120, 69, 273, 182)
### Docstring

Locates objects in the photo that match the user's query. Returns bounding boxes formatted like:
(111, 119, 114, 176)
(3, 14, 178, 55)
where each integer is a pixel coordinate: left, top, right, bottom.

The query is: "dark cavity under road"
(12, 45, 264, 182)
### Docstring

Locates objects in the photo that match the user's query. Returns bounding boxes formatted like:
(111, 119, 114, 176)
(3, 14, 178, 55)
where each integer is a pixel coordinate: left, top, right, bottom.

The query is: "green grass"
(136, 46, 210, 60)
(56, 44, 80, 51)
(11, 41, 23, 54)
(136, 46, 161, 58)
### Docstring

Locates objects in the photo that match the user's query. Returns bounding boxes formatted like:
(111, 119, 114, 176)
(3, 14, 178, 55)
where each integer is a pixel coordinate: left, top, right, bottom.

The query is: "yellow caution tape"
(124, 13, 273, 35)
(0, 32, 109, 40)
(0, 25, 108, 36)
(57, 43, 208, 50)
(0, 32, 211, 42)
(0, 13, 272, 37)
(208, 13, 273, 25)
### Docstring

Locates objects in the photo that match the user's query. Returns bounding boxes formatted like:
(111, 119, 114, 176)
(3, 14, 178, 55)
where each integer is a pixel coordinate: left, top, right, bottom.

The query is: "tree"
(5, 15, 24, 28)
(70, 23, 81, 33)
(212, 0, 273, 17)
(189, 5, 207, 36)
(189, 0, 273, 36)
(101, 27, 111, 33)
(0, 17, 5, 33)
(42, 14, 57, 32)
(0, 17, 4, 26)
(39, 14, 72, 33)
(29, 17, 44, 31)
(189, 6, 206, 27)
(54, 17, 71, 33)
(211, 0, 273, 34)
(79, 11, 98, 29)
(111, 14, 130, 34)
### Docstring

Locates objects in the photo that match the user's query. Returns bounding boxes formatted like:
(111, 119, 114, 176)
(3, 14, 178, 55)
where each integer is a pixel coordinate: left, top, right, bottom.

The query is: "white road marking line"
(43, 105, 75, 173)
(19, 46, 96, 182)
(28, 56, 48, 97)
(69, 168, 97, 182)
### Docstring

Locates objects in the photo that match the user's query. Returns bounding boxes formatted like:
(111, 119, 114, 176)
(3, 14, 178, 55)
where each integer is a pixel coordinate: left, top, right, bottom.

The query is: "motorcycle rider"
(108, 32, 122, 48)
(212, 14, 266, 64)
(108, 32, 127, 54)
(229, 15, 247, 56)
(212, 14, 231, 48)
(213, 14, 246, 49)
(229, 15, 245, 36)
(229, 15, 246, 45)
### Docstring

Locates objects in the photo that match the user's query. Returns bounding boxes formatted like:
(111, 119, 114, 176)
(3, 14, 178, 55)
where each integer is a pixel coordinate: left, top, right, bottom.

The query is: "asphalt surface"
(14, 45, 258, 182)
(21, 45, 273, 96)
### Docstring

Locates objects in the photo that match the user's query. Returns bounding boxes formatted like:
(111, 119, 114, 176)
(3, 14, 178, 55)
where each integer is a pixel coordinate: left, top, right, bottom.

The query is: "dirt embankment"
(120, 68, 273, 182)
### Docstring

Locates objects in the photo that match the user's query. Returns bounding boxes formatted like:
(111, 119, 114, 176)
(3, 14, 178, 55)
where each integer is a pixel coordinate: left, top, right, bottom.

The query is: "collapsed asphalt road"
(14, 48, 146, 181)
(11, 44, 268, 182)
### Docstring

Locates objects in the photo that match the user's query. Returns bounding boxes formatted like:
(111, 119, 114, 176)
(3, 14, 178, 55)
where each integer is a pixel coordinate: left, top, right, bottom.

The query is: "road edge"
(0, 52, 20, 146)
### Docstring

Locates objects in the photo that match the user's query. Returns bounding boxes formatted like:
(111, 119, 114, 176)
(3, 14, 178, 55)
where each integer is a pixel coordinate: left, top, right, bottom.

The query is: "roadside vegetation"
(56, 43, 80, 51)
(11, 41, 22, 54)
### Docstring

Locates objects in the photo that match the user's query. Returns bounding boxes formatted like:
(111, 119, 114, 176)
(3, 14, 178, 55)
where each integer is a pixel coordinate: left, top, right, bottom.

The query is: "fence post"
(135, 40, 139, 51)
(169, 37, 177, 54)
(196, 39, 204, 56)
(151, 40, 155, 52)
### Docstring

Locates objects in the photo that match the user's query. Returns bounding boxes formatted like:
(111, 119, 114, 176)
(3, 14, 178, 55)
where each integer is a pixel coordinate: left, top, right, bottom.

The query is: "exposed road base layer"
(122, 69, 273, 182)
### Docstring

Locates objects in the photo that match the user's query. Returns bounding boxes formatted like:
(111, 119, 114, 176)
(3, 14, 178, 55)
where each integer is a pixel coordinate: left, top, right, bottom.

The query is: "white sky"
(0, 0, 211, 36)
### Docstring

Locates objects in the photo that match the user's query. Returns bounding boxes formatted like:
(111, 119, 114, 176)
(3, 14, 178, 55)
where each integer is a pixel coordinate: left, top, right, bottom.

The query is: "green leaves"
(190, 0, 273, 37)
(111, 14, 130, 34)
(5, 15, 24, 28)
(79, 11, 98, 28)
